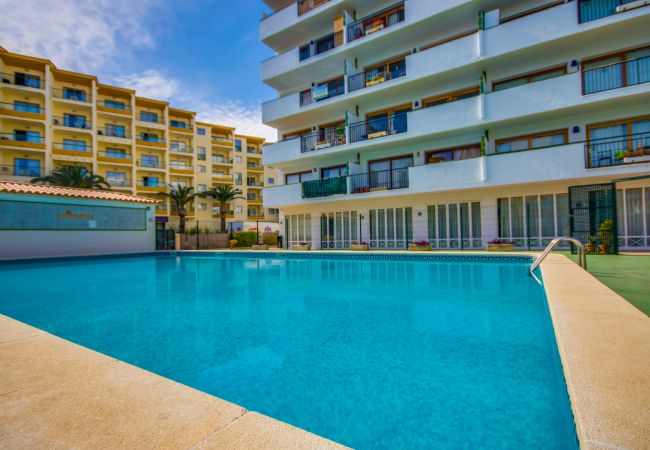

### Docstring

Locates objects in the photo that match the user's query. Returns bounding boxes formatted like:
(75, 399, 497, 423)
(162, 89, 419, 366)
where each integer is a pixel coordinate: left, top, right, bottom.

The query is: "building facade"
(261, 0, 650, 251)
(0, 47, 277, 231)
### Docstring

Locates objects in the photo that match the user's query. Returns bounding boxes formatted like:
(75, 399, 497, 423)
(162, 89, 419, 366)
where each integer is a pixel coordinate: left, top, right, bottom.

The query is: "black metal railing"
(0, 164, 44, 177)
(350, 168, 409, 193)
(348, 61, 406, 92)
(138, 135, 166, 144)
(248, 181, 264, 187)
(578, 0, 643, 23)
(583, 55, 650, 94)
(51, 87, 91, 102)
(138, 114, 165, 124)
(97, 150, 132, 160)
(302, 176, 348, 198)
(300, 128, 346, 153)
(0, 101, 45, 114)
(299, 30, 344, 61)
(349, 113, 408, 143)
(0, 72, 43, 89)
(53, 142, 92, 153)
(97, 100, 132, 111)
(53, 115, 92, 129)
(298, 0, 331, 15)
(585, 131, 650, 168)
(0, 132, 45, 144)
(137, 180, 167, 188)
(170, 122, 193, 130)
(300, 77, 345, 106)
(138, 159, 165, 169)
(97, 127, 131, 138)
(347, 3, 404, 43)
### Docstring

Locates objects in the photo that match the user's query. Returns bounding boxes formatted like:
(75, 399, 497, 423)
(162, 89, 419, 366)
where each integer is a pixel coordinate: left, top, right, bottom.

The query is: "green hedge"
(230, 231, 257, 247)
(262, 231, 278, 246)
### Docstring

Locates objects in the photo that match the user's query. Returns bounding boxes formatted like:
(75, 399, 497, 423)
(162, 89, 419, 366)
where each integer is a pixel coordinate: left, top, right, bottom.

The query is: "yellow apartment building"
(0, 46, 278, 231)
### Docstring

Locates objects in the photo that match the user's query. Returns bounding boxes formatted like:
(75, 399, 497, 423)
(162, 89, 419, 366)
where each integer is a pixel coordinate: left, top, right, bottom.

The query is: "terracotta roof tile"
(0, 182, 160, 204)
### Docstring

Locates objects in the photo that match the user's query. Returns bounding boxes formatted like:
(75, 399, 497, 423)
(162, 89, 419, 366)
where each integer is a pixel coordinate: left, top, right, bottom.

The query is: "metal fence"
(584, 131, 650, 168)
(583, 55, 650, 94)
(349, 168, 409, 193)
(349, 113, 408, 143)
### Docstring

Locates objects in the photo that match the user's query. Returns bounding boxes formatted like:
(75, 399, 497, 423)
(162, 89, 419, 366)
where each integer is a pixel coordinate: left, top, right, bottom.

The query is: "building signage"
(312, 84, 329, 101)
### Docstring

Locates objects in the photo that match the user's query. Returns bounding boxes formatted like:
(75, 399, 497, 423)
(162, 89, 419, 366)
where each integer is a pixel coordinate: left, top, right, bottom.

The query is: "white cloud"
(0, 0, 159, 73)
(196, 101, 277, 143)
(111, 70, 180, 101)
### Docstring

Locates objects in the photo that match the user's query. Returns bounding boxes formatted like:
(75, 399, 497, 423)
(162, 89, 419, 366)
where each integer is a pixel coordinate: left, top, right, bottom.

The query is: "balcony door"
(368, 155, 412, 190)
(369, 207, 413, 249)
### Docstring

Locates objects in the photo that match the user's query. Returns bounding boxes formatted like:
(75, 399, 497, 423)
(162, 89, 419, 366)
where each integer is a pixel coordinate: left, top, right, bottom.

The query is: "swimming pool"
(0, 253, 577, 448)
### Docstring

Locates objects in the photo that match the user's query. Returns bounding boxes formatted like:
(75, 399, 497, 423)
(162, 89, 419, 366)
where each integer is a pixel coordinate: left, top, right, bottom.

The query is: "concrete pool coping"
(0, 251, 648, 448)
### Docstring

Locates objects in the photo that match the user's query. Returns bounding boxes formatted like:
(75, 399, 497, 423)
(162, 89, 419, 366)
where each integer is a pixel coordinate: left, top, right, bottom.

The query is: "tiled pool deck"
(1, 251, 648, 449)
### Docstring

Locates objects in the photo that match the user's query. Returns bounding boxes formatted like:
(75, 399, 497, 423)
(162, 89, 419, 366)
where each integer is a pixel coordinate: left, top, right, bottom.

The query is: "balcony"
(51, 87, 91, 103)
(52, 116, 92, 130)
(212, 158, 233, 165)
(348, 59, 406, 92)
(585, 132, 650, 168)
(0, 164, 44, 180)
(578, 0, 649, 23)
(136, 181, 167, 192)
(349, 113, 407, 144)
(97, 127, 131, 140)
(248, 180, 264, 187)
(300, 77, 345, 106)
(97, 100, 132, 115)
(0, 101, 45, 120)
(170, 144, 193, 154)
(301, 176, 347, 198)
(347, 3, 405, 43)
(247, 213, 266, 221)
(247, 195, 264, 204)
(300, 128, 346, 153)
(137, 135, 166, 148)
(349, 168, 409, 194)
(137, 160, 165, 170)
(212, 136, 233, 146)
(0, 132, 45, 150)
(52, 142, 92, 156)
(298, 0, 331, 16)
(212, 173, 233, 182)
(299, 30, 344, 62)
(97, 150, 133, 164)
(0, 72, 43, 90)
(170, 164, 194, 175)
(106, 178, 132, 188)
(582, 55, 650, 94)
(169, 122, 193, 134)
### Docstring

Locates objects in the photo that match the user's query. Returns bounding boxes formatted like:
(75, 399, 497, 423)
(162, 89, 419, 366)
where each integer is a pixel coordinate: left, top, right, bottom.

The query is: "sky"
(0, 0, 277, 140)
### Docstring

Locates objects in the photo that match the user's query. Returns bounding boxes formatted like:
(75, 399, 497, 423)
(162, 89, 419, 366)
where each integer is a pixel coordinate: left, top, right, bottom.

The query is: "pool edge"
(540, 253, 650, 450)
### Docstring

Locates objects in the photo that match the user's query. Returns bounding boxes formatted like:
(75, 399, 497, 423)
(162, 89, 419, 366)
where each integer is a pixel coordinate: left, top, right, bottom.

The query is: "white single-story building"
(0, 182, 158, 259)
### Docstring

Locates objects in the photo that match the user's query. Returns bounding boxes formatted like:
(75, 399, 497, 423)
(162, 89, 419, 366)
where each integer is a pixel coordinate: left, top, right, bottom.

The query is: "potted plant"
(351, 241, 369, 251)
(487, 239, 515, 252)
(409, 240, 432, 251)
(598, 220, 613, 254)
(291, 242, 312, 251)
(229, 239, 238, 249)
(585, 235, 599, 253)
(336, 125, 345, 144)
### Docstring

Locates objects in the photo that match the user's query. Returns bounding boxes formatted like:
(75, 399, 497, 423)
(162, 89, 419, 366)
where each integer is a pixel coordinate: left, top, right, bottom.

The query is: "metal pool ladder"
(529, 237, 586, 284)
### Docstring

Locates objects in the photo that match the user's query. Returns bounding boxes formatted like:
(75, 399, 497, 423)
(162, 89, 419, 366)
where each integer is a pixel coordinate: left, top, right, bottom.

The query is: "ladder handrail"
(529, 237, 586, 281)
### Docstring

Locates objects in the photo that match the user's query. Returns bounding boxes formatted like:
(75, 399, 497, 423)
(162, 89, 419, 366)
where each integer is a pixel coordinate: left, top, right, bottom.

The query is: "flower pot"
(350, 243, 369, 251)
(487, 243, 515, 252)
(408, 244, 432, 252)
(252, 244, 269, 250)
(229, 239, 237, 249)
(598, 244, 610, 255)
(291, 244, 311, 251)
(585, 243, 596, 253)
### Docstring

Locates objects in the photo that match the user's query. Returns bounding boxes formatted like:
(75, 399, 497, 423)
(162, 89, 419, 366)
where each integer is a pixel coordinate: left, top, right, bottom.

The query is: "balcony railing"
(578, 0, 644, 23)
(212, 136, 233, 144)
(585, 131, 650, 168)
(348, 60, 406, 92)
(247, 163, 264, 169)
(138, 135, 166, 144)
(298, 0, 331, 16)
(170, 163, 193, 171)
(137, 180, 167, 188)
(0, 164, 44, 177)
(299, 31, 344, 62)
(349, 168, 409, 193)
(170, 144, 192, 153)
(106, 178, 132, 187)
(300, 128, 346, 153)
(212, 157, 233, 164)
(169, 122, 193, 131)
(0, 72, 43, 89)
(583, 55, 650, 94)
(53, 116, 92, 129)
(138, 160, 165, 169)
(300, 77, 345, 106)
(0, 132, 44, 144)
(98, 150, 132, 160)
(51, 87, 91, 103)
(97, 100, 132, 111)
(138, 115, 165, 124)
(349, 113, 408, 143)
(0, 101, 45, 115)
(302, 176, 347, 198)
(248, 181, 264, 187)
(97, 127, 131, 139)
(347, 3, 404, 43)
(53, 142, 92, 153)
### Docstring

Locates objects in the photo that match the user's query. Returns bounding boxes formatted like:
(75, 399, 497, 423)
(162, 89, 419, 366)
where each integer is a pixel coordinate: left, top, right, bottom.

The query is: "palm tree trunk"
(220, 202, 227, 233)
(179, 213, 186, 234)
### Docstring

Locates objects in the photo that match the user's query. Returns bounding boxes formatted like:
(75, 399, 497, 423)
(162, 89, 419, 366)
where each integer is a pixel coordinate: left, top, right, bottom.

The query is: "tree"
(161, 185, 196, 233)
(201, 185, 244, 232)
(31, 166, 110, 189)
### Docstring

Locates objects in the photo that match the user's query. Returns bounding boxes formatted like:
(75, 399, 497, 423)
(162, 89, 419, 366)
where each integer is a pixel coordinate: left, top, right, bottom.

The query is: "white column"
(311, 211, 322, 250)
(481, 197, 499, 246)
(412, 206, 429, 242)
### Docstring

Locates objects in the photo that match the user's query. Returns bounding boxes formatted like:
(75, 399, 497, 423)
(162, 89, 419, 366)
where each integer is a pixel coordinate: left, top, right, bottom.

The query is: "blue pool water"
(0, 253, 577, 449)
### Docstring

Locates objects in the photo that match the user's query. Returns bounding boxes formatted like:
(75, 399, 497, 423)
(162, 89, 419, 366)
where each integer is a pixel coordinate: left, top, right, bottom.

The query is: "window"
(197, 146, 206, 161)
(105, 147, 127, 159)
(426, 143, 481, 163)
(14, 101, 41, 113)
(105, 123, 126, 138)
(64, 165, 88, 176)
(13, 158, 40, 177)
(234, 156, 242, 163)
(235, 172, 243, 185)
(368, 207, 412, 249)
(355, 104, 410, 141)
(105, 171, 127, 185)
(14, 72, 40, 88)
(63, 139, 87, 151)
(198, 165, 206, 173)
(170, 181, 187, 189)
(234, 139, 242, 151)
(143, 176, 159, 186)
(198, 184, 207, 193)
(268, 177, 275, 185)
(582, 46, 650, 94)
(300, 76, 345, 106)
(197, 128, 206, 135)
(63, 113, 87, 129)
(104, 99, 126, 110)
(235, 206, 243, 213)
(198, 203, 207, 211)
(140, 132, 159, 142)
(586, 115, 650, 168)
(493, 65, 567, 92)
(350, 57, 406, 92)
(140, 111, 159, 123)
(364, 155, 412, 190)
(428, 202, 482, 249)
(141, 155, 159, 168)
(171, 141, 187, 152)
(423, 87, 480, 108)
(285, 171, 313, 184)
(321, 165, 346, 179)
(170, 119, 186, 128)
(13, 130, 40, 142)
(495, 129, 568, 154)
(63, 87, 86, 102)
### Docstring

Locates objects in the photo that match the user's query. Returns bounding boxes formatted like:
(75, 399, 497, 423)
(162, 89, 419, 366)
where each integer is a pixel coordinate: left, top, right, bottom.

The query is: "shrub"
(413, 240, 430, 246)
(261, 231, 278, 246)
(230, 231, 257, 247)
(488, 238, 515, 245)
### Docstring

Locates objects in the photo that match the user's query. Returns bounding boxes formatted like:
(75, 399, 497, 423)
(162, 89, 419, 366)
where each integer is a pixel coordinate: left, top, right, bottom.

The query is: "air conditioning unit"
(616, 0, 649, 12)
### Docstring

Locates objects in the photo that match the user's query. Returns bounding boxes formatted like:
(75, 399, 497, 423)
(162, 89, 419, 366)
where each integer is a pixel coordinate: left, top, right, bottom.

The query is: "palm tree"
(31, 166, 110, 189)
(201, 185, 244, 232)
(161, 185, 196, 233)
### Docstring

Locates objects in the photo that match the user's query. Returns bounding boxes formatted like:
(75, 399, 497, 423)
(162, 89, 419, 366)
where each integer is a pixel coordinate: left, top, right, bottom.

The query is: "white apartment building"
(261, 0, 650, 252)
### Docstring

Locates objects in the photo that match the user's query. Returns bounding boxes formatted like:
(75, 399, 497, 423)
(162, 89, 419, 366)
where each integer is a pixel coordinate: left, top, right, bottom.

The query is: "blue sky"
(0, 0, 277, 139)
